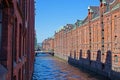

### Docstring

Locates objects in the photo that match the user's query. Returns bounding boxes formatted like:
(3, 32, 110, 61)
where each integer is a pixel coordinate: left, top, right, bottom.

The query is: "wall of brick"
(0, 0, 35, 80)
(44, 0, 120, 73)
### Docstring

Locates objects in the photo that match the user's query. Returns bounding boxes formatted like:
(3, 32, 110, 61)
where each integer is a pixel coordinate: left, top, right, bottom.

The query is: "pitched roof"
(82, 16, 89, 24)
(64, 24, 74, 32)
(103, 0, 116, 12)
(106, 0, 115, 3)
(75, 20, 83, 27)
(89, 6, 100, 19)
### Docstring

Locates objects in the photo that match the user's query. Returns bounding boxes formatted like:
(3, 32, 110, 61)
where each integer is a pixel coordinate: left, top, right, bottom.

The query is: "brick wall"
(0, 0, 35, 80)
(50, 0, 120, 73)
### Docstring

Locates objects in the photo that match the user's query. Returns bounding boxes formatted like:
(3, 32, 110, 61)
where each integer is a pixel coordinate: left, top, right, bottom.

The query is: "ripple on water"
(32, 54, 103, 80)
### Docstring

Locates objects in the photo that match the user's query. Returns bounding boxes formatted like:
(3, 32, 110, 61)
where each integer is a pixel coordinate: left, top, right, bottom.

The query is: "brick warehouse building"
(42, 38, 54, 52)
(43, 0, 120, 79)
(0, 0, 35, 80)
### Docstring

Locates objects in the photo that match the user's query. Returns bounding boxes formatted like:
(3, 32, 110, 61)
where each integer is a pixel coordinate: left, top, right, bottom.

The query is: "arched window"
(114, 55, 118, 63)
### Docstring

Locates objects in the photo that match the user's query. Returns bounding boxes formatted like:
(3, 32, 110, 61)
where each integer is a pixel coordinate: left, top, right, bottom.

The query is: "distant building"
(0, 0, 35, 80)
(42, 38, 54, 52)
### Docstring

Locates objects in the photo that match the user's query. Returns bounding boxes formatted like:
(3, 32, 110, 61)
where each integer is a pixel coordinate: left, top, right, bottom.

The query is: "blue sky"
(35, 0, 99, 43)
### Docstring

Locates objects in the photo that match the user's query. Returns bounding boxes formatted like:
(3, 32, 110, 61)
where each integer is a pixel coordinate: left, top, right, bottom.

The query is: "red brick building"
(42, 38, 54, 52)
(0, 0, 35, 80)
(44, 0, 120, 77)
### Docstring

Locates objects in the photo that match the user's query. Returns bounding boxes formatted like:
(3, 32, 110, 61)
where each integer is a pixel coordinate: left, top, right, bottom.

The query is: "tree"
(35, 31, 37, 51)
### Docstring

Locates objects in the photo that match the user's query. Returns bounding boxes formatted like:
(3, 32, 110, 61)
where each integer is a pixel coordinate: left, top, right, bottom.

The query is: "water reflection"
(32, 53, 102, 80)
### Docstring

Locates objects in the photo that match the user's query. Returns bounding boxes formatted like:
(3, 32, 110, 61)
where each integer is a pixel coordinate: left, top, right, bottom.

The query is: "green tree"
(35, 32, 37, 50)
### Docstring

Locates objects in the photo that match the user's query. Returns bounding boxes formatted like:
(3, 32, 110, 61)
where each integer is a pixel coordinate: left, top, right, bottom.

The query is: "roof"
(106, 0, 115, 4)
(72, 24, 77, 30)
(82, 16, 89, 24)
(64, 24, 74, 32)
(75, 20, 83, 27)
(103, 0, 116, 12)
(89, 6, 100, 19)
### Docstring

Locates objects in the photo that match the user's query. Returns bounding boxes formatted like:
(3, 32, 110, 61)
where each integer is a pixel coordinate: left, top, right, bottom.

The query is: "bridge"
(35, 51, 54, 56)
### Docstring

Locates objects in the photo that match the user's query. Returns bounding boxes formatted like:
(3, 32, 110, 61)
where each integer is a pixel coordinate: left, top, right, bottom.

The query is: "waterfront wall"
(68, 50, 120, 80)
(54, 53, 68, 61)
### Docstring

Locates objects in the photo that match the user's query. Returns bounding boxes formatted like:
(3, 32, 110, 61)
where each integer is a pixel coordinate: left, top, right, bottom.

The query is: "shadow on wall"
(68, 50, 120, 80)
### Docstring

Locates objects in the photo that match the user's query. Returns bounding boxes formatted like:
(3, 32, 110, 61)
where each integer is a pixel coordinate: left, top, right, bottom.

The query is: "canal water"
(32, 53, 104, 80)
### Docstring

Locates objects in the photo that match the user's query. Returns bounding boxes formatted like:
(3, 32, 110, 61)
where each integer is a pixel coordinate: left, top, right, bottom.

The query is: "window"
(0, 9, 2, 21)
(19, 24, 22, 58)
(13, 76, 16, 80)
(12, 18, 17, 62)
(18, 0, 20, 5)
(18, 69, 21, 80)
(114, 55, 118, 63)
(0, 8, 2, 50)
(0, 24, 1, 50)
(22, 65, 24, 80)
(104, 4, 110, 13)
(25, 0, 27, 20)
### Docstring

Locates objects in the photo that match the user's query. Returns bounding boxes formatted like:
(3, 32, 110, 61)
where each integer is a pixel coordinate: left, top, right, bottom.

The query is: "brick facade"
(42, 38, 54, 52)
(43, 0, 120, 74)
(0, 0, 35, 80)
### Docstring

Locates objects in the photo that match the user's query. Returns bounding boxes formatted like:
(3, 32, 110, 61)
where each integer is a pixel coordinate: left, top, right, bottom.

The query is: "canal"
(32, 53, 105, 80)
